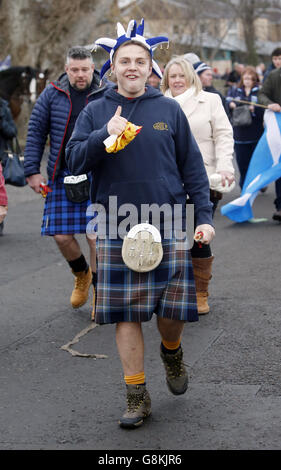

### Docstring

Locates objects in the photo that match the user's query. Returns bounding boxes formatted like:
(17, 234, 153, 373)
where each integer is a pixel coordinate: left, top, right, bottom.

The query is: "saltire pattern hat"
(94, 18, 169, 80)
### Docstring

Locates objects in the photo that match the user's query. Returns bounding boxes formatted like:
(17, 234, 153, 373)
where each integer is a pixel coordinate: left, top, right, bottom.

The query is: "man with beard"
(24, 47, 109, 319)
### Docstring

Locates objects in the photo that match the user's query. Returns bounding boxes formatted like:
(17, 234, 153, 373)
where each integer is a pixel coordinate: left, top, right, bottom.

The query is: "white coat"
(165, 88, 234, 179)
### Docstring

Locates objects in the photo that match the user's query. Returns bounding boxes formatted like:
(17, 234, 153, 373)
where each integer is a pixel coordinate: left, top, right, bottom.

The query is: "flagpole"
(231, 98, 268, 109)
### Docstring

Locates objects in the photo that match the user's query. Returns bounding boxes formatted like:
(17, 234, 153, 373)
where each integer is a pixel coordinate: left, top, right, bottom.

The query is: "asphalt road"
(1, 170, 281, 451)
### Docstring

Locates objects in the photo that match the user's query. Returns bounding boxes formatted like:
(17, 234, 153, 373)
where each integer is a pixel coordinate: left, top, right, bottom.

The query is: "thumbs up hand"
(115, 105, 122, 117)
(107, 105, 128, 136)
(103, 105, 142, 153)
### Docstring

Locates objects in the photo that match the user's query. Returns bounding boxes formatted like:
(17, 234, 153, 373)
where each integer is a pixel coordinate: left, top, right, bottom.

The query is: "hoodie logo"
(153, 122, 168, 131)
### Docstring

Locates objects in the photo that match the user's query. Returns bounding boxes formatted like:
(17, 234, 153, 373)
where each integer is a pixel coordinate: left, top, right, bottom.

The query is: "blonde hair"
(161, 57, 202, 95)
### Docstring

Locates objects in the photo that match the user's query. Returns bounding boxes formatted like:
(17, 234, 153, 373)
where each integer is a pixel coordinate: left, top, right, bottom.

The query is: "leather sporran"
(63, 174, 90, 203)
(122, 223, 163, 273)
(232, 105, 252, 127)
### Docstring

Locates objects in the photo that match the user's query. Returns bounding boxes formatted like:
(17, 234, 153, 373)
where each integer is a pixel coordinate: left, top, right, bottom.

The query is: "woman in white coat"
(162, 57, 235, 314)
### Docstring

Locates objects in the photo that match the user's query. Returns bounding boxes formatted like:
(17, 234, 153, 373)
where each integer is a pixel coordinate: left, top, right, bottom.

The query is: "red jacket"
(0, 162, 8, 206)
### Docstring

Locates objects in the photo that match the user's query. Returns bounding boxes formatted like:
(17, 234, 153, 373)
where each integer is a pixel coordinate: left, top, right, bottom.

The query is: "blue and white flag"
(221, 110, 281, 222)
(0, 55, 11, 71)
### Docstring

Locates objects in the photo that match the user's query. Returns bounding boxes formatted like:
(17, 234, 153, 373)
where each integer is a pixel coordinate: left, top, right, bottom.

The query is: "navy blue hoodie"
(66, 86, 213, 235)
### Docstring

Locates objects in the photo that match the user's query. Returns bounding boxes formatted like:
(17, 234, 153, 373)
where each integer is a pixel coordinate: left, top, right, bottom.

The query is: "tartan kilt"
(95, 237, 198, 324)
(41, 170, 96, 236)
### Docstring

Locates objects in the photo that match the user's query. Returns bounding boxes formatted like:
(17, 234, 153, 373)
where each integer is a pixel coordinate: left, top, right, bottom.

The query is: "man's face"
(272, 55, 281, 69)
(65, 58, 95, 90)
(199, 69, 213, 87)
(112, 44, 152, 98)
(236, 64, 245, 74)
(147, 73, 161, 88)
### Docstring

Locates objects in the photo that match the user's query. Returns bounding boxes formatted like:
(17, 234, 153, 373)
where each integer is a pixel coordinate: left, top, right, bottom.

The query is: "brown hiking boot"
(160, 346, 188, 395)
(119, 384, 151, 429)
(70, 267, 92, 308)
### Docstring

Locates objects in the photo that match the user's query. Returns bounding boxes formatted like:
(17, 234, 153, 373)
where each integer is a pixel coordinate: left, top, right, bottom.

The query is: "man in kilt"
(24, 47, 109, 319)
(66, 21, 215, 428)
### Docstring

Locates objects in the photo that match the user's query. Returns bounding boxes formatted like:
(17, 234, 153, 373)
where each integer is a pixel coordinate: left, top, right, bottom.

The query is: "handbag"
(63, 174, 90, 203)
(2, 138, 27, 187)
(232, 105, 252, 127)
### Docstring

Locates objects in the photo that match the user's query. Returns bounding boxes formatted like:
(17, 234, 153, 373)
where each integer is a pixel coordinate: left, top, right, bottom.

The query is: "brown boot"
(119, 384, 151, 429)
(160, 346, 188, 395)
(192, 256, 214, 315)
(70, 267, 92, 308)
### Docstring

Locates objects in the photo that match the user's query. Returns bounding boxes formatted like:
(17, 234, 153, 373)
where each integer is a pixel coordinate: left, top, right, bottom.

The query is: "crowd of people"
(223, 48, 281, 221)
(0, 21, 280, 429)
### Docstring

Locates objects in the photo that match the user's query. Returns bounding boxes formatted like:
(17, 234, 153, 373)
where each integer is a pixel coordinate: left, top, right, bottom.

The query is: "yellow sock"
(162, 337, 181, 351)
(124, 371, 146, 385)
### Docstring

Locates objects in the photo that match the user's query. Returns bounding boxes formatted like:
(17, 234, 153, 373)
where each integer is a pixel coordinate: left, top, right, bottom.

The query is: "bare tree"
(1, 0, 280, 73)
(0, 0, 115, 77)
(222, 0, 281, 64)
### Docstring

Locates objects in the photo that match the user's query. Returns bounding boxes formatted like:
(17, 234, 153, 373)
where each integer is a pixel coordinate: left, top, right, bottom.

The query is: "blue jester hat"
(94, 18, 169, 80)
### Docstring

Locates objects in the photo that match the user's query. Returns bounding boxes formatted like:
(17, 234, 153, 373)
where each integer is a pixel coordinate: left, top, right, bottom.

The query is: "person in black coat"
(226, 66, 264, 189)
(263, 47, 281, 82)
(193, 61, 230, 118)
(0, 97, 17, 235)
(0, 97, 17, 163)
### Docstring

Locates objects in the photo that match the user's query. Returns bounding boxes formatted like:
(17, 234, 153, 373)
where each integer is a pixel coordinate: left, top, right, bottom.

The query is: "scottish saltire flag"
(221, 110, 281, 222)
(0, 55, 11, 71)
